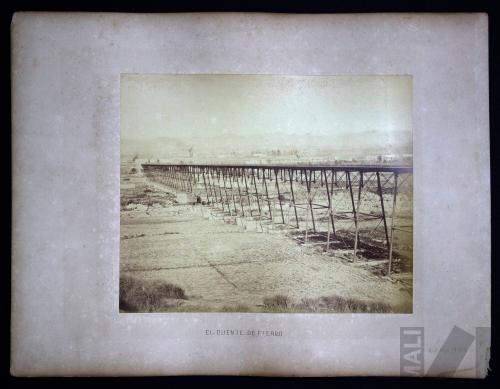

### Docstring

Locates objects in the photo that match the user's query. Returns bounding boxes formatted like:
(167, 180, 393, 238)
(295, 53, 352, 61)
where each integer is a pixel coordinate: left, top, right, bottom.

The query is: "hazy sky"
(121, 74, 412, 140)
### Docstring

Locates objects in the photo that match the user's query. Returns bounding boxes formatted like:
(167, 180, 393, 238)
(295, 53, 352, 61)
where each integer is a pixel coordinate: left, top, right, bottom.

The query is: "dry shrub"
(262, 294, 393, 313)
(296, 297, 321, 312)
(221, 305, 251, 312)
(119, 274, 187, 312)
(320, 295, 393, 313)
(263, 294, 291, 309)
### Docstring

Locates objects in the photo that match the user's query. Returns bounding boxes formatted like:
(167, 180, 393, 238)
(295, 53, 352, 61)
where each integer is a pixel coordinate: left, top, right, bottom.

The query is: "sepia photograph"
(120, 74, 413, 313)
(11, 11, 490, 377)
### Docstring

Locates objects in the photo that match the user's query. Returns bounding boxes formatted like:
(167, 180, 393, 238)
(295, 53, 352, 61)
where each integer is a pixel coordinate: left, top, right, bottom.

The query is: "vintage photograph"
(120, 74, 413, 313)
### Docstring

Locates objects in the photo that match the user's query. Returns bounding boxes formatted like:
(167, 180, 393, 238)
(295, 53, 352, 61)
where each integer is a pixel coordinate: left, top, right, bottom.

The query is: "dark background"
(3, 1, 498, 387)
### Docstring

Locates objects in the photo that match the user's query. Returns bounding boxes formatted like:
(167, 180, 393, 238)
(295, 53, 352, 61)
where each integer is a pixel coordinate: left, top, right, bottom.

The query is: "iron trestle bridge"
(141, 163, 413, 275)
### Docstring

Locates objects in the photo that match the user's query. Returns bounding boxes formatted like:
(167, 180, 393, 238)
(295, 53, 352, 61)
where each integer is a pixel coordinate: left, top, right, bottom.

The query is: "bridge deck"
(141, 163, 412, 174)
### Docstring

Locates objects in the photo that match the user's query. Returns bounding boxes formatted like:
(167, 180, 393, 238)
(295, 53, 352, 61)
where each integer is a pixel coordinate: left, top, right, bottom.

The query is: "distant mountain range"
(121, 130, 412, 159)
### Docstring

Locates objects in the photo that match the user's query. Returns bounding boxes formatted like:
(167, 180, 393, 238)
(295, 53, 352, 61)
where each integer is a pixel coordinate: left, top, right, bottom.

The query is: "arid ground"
(120, 165, 413, 313)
